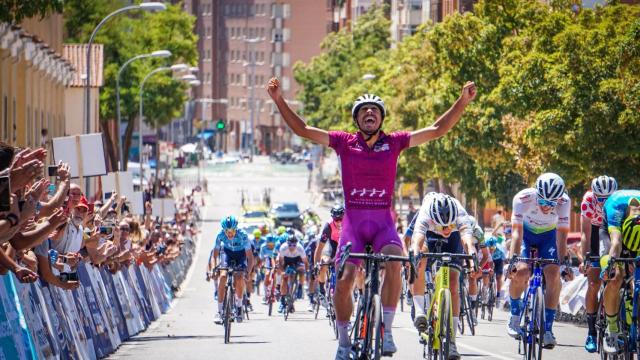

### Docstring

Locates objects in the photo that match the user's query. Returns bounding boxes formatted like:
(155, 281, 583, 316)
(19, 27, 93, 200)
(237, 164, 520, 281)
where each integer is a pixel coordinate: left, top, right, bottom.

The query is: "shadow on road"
(127, 335, 220, 342)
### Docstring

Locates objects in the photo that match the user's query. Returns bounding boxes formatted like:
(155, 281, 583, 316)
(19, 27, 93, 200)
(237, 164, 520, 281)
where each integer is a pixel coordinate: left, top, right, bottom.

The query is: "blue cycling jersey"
(604, 190, 640, 231)
(259, 243, 277, 260)
(214, 229, 251, 252)
(486, 236, 506, 260)
(405, 216, 416, 238)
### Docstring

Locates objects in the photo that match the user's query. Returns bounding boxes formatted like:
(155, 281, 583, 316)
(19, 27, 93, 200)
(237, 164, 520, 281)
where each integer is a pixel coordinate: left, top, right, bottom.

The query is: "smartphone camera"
(47, 165, 59, 177)
(99, 226, 113, 236)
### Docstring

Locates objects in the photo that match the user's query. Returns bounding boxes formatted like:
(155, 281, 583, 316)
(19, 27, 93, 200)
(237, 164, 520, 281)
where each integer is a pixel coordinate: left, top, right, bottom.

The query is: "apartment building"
(183, 0, 332, 154)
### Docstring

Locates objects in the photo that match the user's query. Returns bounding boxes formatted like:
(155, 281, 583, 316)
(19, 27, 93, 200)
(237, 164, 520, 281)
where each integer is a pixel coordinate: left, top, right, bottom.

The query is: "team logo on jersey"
(350, 188, 387, 197)
(548, 247, 556, 257)
(373, 143, 390, 152)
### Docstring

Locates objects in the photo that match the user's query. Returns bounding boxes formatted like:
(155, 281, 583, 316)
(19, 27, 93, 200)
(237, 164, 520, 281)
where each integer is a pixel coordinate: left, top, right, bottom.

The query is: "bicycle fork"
(518, 265, 543, 355)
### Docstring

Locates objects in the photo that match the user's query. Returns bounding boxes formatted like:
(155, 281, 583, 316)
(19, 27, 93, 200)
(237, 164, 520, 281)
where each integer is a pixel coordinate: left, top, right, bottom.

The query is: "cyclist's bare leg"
(542, 265, 561, 309)
(585, 267, 601, 313)
(335, 263, 357, 346)
(508, 263, 531, 308)
(355, 267, 365, 292)
(233, 272, 246, 310)
(603, 267, 624, 329)
(380, 244, 403, 307)
(412, 257, 428, 315)
(281, 273, 290, 296)
(218, 272, 228, 312)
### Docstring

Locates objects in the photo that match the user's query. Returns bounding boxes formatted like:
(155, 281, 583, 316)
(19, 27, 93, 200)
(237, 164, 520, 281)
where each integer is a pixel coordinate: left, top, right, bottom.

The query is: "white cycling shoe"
(507, 314, 521, 338)
(335, 344, 353, 360)
(382, 332, 397, 356)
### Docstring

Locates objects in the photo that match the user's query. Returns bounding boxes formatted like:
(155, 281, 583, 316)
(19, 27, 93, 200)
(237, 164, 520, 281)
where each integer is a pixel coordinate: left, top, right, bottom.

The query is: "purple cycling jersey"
(329, 130, 410, 210)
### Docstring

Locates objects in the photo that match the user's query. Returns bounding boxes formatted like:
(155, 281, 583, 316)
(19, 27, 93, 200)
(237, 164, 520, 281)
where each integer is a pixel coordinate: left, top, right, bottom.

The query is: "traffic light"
(216, 119, 226, 130)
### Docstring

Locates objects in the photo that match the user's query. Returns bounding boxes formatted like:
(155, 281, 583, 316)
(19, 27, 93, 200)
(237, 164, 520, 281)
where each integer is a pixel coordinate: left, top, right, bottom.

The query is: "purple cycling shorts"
(335, 208, 404, 266)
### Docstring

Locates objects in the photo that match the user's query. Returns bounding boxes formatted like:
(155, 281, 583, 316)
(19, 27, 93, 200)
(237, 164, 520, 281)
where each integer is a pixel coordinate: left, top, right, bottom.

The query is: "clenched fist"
(460, 81, 477, 105)
(267, 77, 282, 100)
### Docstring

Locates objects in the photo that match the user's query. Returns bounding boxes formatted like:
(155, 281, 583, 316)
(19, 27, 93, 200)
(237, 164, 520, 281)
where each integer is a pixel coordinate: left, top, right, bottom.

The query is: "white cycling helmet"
(591, 175, 617, 197)
(429, 193, 459, 226)
(535, 173, 566, 201)
(351, 94, 386, 120)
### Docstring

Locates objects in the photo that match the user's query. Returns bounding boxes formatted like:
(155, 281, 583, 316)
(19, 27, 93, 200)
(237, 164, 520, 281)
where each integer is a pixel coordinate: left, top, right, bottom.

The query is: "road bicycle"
(337, 242, 415, 360)
(419, 252, 477, 360)
(314, 261, 339, 338)
(264, 264, 278, 316)
(505, 252, 559, 360)
(599, 256, 640, 360)
(478, 267, 497, 322)
(214, 262, 245, 344)
(283, 265, 300, 321)
(457, 268, 476, 336)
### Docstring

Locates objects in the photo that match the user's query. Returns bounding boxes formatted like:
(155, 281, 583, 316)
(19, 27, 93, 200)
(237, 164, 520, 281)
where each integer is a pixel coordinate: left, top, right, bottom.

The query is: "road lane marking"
(399, 327, 519, 360)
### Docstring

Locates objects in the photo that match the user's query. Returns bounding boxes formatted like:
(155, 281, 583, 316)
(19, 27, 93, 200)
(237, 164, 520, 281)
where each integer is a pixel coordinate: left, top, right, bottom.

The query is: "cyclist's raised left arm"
(408, 82, 476, 148)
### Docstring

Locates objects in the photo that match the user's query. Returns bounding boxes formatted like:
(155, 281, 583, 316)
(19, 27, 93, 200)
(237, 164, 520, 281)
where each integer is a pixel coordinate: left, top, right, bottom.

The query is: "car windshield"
(244, 211, 267, 218)
(240, 225, 260, 234)
(274, 204, 299, 212)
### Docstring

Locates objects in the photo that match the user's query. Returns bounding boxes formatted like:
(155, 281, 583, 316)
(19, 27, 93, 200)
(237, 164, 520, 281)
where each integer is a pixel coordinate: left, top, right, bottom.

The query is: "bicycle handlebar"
(337, 242, 416, 283)
(419, 252, 479, 272)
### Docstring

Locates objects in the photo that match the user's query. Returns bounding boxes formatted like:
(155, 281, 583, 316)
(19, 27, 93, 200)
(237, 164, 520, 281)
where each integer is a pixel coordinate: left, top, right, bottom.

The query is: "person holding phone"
(34, 224, 80, 291)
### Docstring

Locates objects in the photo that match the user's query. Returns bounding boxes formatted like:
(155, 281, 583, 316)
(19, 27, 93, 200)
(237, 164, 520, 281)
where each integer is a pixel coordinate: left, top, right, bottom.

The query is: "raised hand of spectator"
(56, 162, 71, 181)
(47, 208, 67, 228)
(26, 178, 48, 201)
(10, 159, 44, 189)
(14, 266, 39, 283)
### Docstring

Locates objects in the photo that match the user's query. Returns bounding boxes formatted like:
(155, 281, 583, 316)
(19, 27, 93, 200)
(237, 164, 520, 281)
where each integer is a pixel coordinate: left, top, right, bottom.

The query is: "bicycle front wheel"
(438, 290, 452, 360)
(458, 285, 466, 335)
(372, 294, 383, 359)
(526, 286, 544, 360)
(224, 287, 233, 344)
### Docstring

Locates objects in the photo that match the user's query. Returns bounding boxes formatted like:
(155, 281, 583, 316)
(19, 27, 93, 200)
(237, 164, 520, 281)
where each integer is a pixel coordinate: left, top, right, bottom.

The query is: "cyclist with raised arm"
(268, 76, 476, 359)
(507, 173, 573, 349)
(209, 216, 254, 324)
(411, 193, 477, 359)
(278, 234, 309, 313)
(315, 205, 344, 304)
(578, 175, 617, 353)
(598, 190, 640, 354)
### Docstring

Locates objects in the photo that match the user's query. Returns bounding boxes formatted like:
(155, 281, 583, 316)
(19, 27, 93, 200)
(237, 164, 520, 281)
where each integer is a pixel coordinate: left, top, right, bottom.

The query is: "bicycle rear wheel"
(525, 287, 544, 360)
(284, 295, 291, 321)
(438, 291, 452, 360)
(466, 291, 476, 336)
(597, 291, 608, 360)
(268, 295, 274, 317)
(458, 284, 467, 335)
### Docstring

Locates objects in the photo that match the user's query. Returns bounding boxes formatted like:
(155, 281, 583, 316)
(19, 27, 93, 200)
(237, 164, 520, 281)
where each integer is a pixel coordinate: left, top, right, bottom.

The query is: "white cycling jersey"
(511, 188, 571, 234)
(413, 192, 475, 238)
(278, 243, 307, 259)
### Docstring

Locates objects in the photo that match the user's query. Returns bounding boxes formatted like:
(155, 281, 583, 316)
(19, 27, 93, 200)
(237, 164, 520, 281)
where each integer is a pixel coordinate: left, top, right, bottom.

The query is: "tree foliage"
(294, 0, 640, 210)
(0, 0, 63, 24)
(63, 1, 198, 169)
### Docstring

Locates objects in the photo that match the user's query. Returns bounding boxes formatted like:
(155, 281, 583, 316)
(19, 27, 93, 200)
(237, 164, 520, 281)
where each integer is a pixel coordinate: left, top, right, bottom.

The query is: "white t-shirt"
(413, 192, 474, 238)
(278, 243, 306, 259)
(511, 188, 570, 234)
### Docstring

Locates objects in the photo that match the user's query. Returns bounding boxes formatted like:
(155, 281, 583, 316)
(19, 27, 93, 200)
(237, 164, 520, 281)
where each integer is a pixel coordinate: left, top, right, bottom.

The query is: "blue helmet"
(221, 215, 238, 230)
(265, 234, 275, 243)
(486, 237, 497, 247)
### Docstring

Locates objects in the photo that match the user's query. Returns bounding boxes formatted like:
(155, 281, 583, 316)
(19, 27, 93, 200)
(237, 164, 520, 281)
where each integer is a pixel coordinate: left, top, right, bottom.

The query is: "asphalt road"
(109, 157, 598, 360)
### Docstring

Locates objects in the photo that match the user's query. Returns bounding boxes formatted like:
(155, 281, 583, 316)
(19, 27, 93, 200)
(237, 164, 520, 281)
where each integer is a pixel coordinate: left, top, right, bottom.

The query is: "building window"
(206, 26, 211, 38)
(260, 27, 265, 39)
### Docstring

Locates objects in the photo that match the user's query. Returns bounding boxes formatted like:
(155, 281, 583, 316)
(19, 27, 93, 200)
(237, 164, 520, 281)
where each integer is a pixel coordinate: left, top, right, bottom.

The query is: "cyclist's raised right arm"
(267, 78, 329, 146)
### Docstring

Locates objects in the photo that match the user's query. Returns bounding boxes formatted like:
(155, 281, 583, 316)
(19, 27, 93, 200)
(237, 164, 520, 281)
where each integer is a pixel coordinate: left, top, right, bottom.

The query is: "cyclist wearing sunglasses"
(411, 192, 477, 359)
(507, 173, 572, 349)
(598, 190, 640, 354)
(209, 215, 254, 324)
(277, 234, 309, 313)
(578, 175, 617, 353)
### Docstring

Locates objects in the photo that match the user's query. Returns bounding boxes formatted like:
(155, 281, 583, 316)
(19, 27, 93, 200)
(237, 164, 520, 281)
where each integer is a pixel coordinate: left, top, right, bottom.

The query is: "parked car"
(239, 205, 274, 232)
(270, 202, 302, 230)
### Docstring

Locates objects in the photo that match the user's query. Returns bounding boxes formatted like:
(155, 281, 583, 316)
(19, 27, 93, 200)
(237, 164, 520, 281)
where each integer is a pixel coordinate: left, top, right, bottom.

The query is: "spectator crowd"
(0, 142, 200, 292)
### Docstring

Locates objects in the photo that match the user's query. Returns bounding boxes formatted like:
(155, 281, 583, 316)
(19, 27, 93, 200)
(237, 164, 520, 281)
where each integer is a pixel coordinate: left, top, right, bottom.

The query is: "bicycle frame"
(429, 260, 452, 350)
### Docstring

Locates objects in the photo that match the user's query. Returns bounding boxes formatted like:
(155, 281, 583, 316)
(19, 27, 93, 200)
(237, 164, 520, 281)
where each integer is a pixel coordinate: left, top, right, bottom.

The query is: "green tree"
(0, 0, 63, 23)
(64, 1, 198, 170)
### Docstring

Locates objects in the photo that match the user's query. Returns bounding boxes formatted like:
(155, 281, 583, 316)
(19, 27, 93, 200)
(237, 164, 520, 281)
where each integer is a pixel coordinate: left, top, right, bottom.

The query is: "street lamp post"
(84, 2, 166, 135)
(117, 49, 171, 170)
(138, 63, 188, 192)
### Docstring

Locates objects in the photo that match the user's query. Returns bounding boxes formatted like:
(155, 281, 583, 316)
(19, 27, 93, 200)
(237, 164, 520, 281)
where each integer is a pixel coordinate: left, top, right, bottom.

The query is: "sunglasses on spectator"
(537, 197, 558, 207)
(120, 227, 130, 231)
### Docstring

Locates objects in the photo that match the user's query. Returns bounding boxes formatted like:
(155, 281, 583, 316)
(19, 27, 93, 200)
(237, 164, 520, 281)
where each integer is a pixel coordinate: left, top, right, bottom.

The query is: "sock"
(337, 321, 351, 347)
(586, 313, 597, 336)
(510, 297, 523, 316)
(235, 297, 243, 309)
(413, 295, 426, 316)
(606, 314, 619, 333)
(497, 290, 502, 300)
(319, 282, 326, 295)
(217, 302, 223, 313)
(383, 307, 396, 333)
(470, 294, 478, 309)
(453, 316, 459, 339)
(544, 308, 556, 332)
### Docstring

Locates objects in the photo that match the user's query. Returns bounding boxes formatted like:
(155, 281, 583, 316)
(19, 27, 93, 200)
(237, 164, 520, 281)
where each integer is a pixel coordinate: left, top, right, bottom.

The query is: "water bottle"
(625, 297, 633, 326)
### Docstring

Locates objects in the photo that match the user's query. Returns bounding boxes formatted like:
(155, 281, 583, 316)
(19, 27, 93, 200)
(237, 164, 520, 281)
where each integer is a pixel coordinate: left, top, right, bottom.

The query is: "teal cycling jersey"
(604, 190, 640, 232)
(214, 229, 251, 252)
